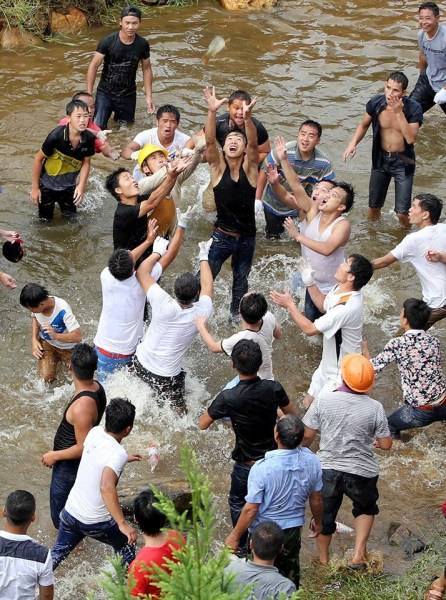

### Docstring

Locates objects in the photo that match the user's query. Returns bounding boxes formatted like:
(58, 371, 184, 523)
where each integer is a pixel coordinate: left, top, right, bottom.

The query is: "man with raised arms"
(343, 71, 422, 227)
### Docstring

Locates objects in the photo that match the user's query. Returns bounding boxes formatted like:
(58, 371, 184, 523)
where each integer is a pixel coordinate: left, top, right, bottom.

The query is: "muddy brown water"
(0, 0, 445, 596)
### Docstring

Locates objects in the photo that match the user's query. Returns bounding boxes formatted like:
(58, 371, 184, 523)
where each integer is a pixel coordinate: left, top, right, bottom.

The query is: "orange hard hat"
(340, 353, 375, 393)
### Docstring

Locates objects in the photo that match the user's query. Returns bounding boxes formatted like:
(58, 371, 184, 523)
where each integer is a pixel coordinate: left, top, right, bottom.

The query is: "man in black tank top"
(204, 86, 259, 318)
(41, 343, 106, 529)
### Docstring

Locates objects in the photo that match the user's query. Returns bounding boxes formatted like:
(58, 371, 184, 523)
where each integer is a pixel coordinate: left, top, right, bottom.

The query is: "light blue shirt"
(246, 448, 322, 530)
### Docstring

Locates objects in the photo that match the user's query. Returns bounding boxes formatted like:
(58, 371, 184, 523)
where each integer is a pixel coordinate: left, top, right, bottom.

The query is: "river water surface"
(0, 0, 445, 596)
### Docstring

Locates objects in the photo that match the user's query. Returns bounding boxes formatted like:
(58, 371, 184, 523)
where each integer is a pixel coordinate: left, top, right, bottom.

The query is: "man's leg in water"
(426, 305, 446, 329)
(409, 71, 436, 114)
(392, 158, 412, 228)
(263, 207, 285, 238)
(230, 236, 255, 317)
(85, 517, 135, 566)
(207, 229, 235, 282)
(52, 509, 85, 569)
(368, 165, 391, 221)
(228, 462, 253, 553)
(50, 460, 79, 529)
(304, 289, 323, 322)
(388, 403, 446, 437)
(114, 93, 137, 127)
(94, 89, 114, 130)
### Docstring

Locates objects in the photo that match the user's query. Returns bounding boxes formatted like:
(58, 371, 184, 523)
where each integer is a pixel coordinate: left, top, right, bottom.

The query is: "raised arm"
(242, 99, 259, 175)
(270, 290, 319, 336)
(204, 86, 227, 170)
(198, 240, 213, 299)
(274, 136, 313, 215)
(130, 218, 159, 264)
(343, 113, 372, 161)
(194, 316, 222, 353)
(136, 167, 167, 196)
(86, 52, 104, 94)
(372, 252, 397, 270)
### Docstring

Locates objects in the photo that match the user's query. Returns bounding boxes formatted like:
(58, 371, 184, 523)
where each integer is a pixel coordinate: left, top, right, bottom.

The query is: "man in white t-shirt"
(0, 490, 54, 600)
(271, 254, 374, 407)
(19, 283, 82, 383)
(195, 292, 281, 381)
(133, 240, 214, 413)
(373, 193, 446, 327)
(52, 398, 141, 569)
(94, 208, 193, 382)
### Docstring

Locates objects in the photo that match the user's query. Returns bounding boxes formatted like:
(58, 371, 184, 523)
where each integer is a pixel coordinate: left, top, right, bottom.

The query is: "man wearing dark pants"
(410, 2, 446, 115)
(204, 86, 258, 318)
(86, 6, 153, 128)
(224, 415, 322, 589)
(199, 340, 295, 554)
(41, 343, 106, 529)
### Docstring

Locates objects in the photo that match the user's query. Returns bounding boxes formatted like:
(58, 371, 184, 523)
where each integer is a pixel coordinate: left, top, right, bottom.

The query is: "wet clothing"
(38, 340, 72, 382)
(225, 556, 296, 599)
(215, 112, 269, 148)
(113, 197, 148, 253)
(418, 24, 446, 92)
(94, 89, 137, 129)
(387, 402, 446, 436)
(33, 296, 80, 351)
(410, 70, 446, 115)
(213, 162, 256, 236)
(133, 357, 186, 412)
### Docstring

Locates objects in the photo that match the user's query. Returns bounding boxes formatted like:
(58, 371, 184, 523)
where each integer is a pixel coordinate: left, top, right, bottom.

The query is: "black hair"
(72, 91, 93, 101)
(239, 293, 268, 324)
(299, 119, 322, 138)
(348, 254, 374, 291)
(156, 104, 180, 123)
(71, 343, 97, 380)
(418, 2, 440, 16)
(333, 181, 355, 213)
(415, 193, 443, 224)
(228, 90, 251, 104)
(403, 298, 431, 330)
(276, 415, 304, 449)
(5, 490, 36, 526)
(223, 130, 247, 145)
(133, 489, 167, 535)
(105, 168, 130, 201)
(121, 5, 142, 19)
(387, 71, 409, 91)
(109, 249, 134, 281)
(19, 283, 49, 308)
(251, 521, 284, 561)
(66, 99, 89, 116)
(174, 272, 200, 304)
(231, 339, 262, 376)
(105, 398, 136, 433)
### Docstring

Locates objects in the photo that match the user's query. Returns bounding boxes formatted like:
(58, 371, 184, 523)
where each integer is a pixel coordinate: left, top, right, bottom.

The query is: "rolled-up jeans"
(52, 508, 135, 569)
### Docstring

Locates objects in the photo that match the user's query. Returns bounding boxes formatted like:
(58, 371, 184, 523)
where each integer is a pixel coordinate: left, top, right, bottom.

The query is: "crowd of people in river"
(1, 2, 446, 599)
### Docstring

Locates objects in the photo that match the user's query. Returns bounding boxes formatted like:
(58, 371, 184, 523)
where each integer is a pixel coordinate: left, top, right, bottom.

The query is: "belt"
(382, 150, 402, 158)
(96, 346, 133, 359)
(215, 227, 241, 238)
(417, 393, 446, 411)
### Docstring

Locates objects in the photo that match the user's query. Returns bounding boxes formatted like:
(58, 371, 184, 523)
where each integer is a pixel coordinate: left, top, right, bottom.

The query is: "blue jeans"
(304, 289, 323, 322)
(94, 89, 137, 129)
(208, 229, 256, 316)
(229, 462, 253, 551)
(50, 459, 80, 529)
(52, 509, 135, 569)
(369, 154, 413, 215)
(95, 346, 133, 384)
(387, 403, 446, 436)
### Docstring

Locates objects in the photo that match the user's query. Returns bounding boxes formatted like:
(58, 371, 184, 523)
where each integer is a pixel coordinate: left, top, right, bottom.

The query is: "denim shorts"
(321, 469, 379, 535)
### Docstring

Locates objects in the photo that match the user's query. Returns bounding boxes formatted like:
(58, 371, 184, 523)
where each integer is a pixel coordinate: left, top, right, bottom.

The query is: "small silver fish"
(203, 36, 226, 64)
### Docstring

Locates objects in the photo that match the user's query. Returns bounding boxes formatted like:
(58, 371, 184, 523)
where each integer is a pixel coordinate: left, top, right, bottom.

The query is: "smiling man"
(343, 72, 423, 227)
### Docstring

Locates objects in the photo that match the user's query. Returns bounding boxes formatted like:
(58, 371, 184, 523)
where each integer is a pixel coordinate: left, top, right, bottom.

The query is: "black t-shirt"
(113, 196, 147, 251)
(215, 112, 269, 147)
(213, 162, 256, 236)
(207, 377, 290, 462)
(97, 32, 150, 97)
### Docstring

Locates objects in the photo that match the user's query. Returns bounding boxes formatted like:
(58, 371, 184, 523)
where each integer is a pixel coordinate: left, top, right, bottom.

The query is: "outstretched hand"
(204, 86, 228, 113)
(270, 289, 295, 310)
(274, 135, 288, 163)
(284, 217, 300, 241)
(147, 218, 159, 244)
(266, 163, 280, 186)
(242, 97, 257, 119)
(168, 154, 193, 176)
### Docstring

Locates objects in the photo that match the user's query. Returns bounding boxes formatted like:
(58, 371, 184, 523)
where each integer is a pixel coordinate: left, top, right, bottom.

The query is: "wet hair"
(72, 91, 93, 101)
(403, 298, 431, 329)
(71, 343, 97, 380)
(299, 119, 322, 138)
(5, 490, 35, 526)
(348, 254, 374, 291)
(231, 339, 262, 376)
(156, 104, 180, 123)
(105, 168, 130, 201)
(387, 71, 409, 91)
(109, 249, 134, 280)
(105, 398, 136, 433)
(251, 521, 284, 561)
(276, 415, 304, 449)
(174, 272, 200, 304)
(415, 193, 443, 224)
(66, 99, 89, 116)
(133, 489, 167, 535)
(418, 2, 439, 16)
(19, 283, 49, 308)
(228, 90, 252, 104)
(333, 181, 355, 213)
(121, 5, 142, 19)
(239, 293, 268, 324)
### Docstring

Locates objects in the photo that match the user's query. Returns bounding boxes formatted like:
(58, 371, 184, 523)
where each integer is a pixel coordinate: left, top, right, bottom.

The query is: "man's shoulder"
(45, 125, 65, 142)
(366, 94, 385, 114)
(313, 146, 332, 163)
(0, 532, 49, 564)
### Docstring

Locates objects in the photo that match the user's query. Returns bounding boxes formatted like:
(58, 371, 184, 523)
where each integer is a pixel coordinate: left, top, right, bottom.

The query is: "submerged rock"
(387, 522, 427, 557)
(218, 0, 277, 9)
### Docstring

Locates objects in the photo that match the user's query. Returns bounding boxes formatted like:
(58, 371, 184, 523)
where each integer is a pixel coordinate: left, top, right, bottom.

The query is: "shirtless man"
(204, 86, 258, 318)
(343, 72, 423, 227)
(267, 136, 352, 321)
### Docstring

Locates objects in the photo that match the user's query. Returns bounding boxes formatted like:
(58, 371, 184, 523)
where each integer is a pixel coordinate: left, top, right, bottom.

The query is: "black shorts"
(321, 469, 379, 536)
(39, 186, 77, 220)
(133, 357, 186, 413)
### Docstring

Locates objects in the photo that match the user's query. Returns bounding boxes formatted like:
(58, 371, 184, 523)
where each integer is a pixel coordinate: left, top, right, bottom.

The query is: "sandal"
(425, 578, 445, 600)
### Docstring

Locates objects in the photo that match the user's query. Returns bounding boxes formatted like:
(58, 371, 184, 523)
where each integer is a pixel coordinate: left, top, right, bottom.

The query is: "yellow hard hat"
(340, 353, 375, 393)
(137, 144, 168, 168)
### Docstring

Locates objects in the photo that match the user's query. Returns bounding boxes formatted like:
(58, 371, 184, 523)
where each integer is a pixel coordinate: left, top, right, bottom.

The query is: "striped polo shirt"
(262, 141, 335, 217)
(0, 530, 53, 599)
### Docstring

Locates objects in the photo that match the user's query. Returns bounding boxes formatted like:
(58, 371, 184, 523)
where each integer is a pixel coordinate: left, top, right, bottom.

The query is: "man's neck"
(41, 297, 55, 316)
(73, 377, 97, 393)
(119, 30, 136, 44)
(105, 430, 124, 443)
(157, 130, 174, 147)
(3, 522, 29, 536)
(336, 282, 354, 293)
(417, 219, 433, 230)
(252, 555, 275, 568)
(238, 373, 257, 381)
(426, 24, 440, 40)
(68, 124, 82, 142)
(319, 210, 342, 225)
(224, 155, 243, 171)
(120, 194, 138, 206)
(241, 319, 261, 332)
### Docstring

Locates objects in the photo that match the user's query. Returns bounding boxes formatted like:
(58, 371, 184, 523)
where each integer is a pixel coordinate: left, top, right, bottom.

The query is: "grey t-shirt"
(225, 557, 296, 599)
(302, 390, 390, 478)
(418, 24, 446, 91)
